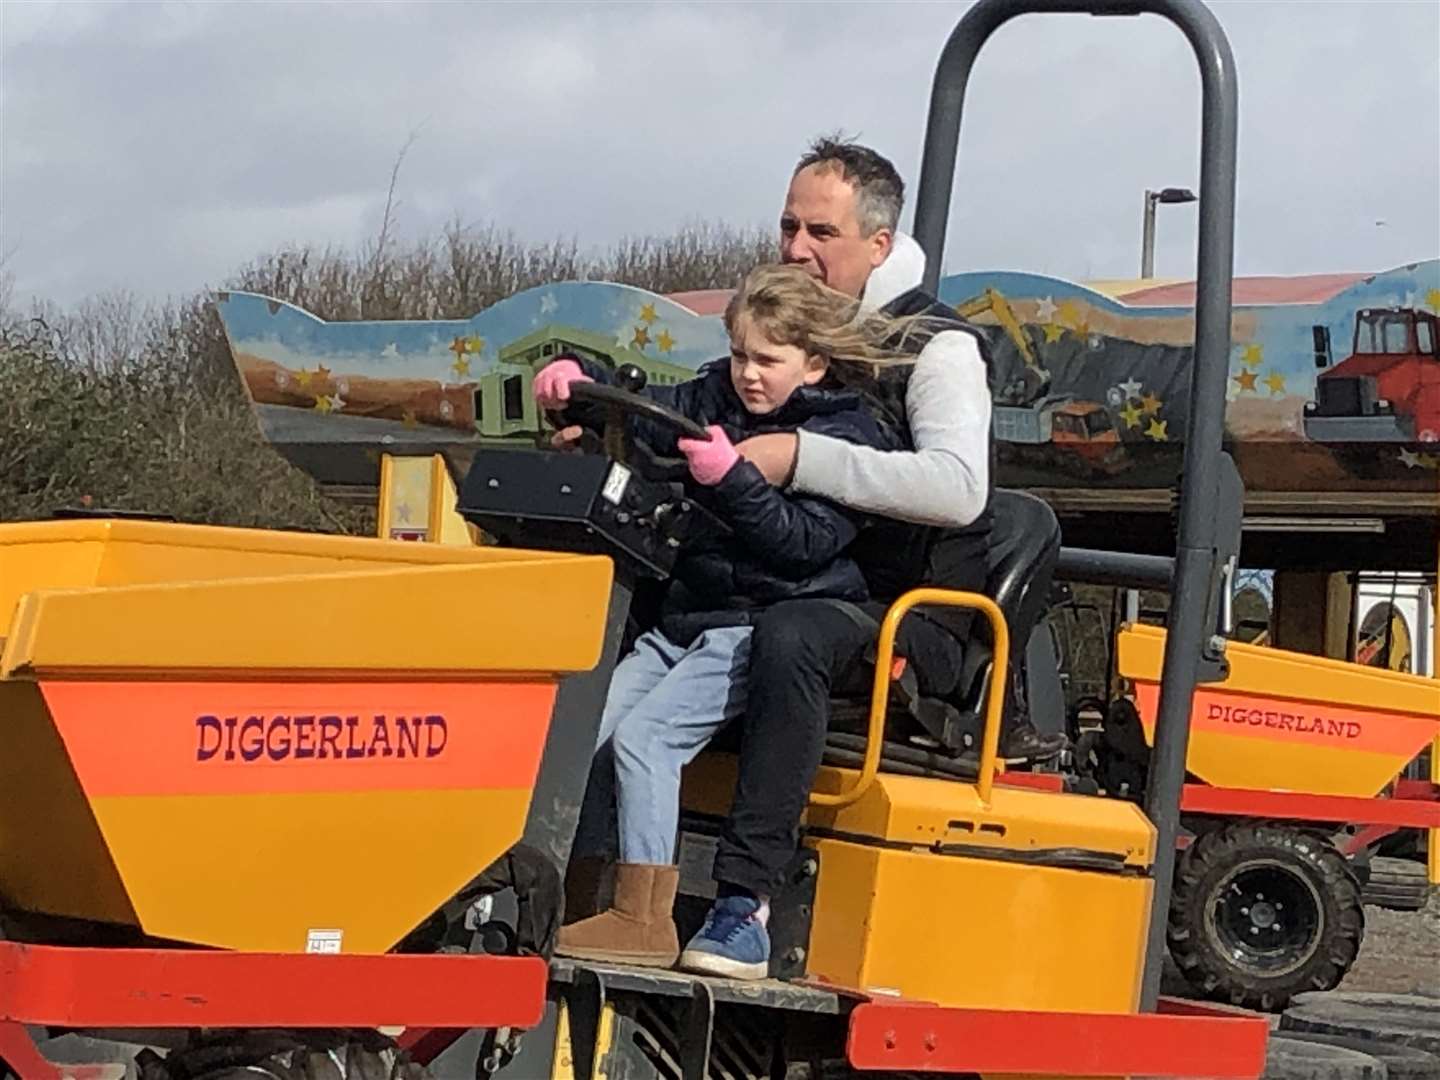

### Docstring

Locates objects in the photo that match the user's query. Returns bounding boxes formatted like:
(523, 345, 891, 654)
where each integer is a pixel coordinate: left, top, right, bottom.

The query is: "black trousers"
(710, 598, 966, 895)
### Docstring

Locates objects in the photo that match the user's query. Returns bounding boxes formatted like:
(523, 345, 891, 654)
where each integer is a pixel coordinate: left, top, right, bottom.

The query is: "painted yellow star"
(638, 303, 658, 325)
(313, 394, 334, 414)
(293, 368, 313, 389)
(1233, 369, 1258, 393)
(1042, 322, 1064, 344)
(1426, 288, 1440, 312)
(1397, 448, 1439, 470)
(452, 355, 472, 379)
(632, 325, 651, 349)
(1264, 371, 1287, 396)
(467, 335, 485, 354)
(1141, 392, 1163, 415)
(1146, 417, 1168, 441)
(656, 329, 675, 353)
(1056, 299, 1083, 328)
(401, 409, 418, 429)
(1239, 343, 1263, 368)
(1120, 401, 1143, 429)
(449, 336, 469, 360)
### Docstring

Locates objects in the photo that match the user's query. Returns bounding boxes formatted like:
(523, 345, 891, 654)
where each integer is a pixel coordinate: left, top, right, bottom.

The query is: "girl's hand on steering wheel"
(533, 358, 593, 409)
(678, 425, 738, 486)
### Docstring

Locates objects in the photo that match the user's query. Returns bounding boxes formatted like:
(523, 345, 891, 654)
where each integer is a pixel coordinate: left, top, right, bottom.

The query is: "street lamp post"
(1140, 186, 1198, 278)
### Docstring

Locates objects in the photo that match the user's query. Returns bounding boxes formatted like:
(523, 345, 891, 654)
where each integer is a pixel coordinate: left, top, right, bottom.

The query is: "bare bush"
(0, 302, 367, 533)
(603, 221, 777, 295)
(230, 219, 776, 321)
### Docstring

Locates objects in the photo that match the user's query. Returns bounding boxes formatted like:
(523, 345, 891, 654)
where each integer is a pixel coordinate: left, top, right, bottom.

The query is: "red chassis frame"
(0, 942, 547, 1079)
(996, 776, 1440, 847)
(847, 996, 1268, 1077)
(0, 941, 1271, 1080)
(1182, 778, 1440, 847)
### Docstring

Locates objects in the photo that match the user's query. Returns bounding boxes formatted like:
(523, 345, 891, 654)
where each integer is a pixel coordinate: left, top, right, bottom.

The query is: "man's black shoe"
(1000, 722, 1068, 764)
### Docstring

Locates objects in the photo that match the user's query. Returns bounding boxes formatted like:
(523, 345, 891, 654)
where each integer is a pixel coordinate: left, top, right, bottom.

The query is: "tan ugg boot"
(562, 855, 613, 926)
(554, 862, 680, 967)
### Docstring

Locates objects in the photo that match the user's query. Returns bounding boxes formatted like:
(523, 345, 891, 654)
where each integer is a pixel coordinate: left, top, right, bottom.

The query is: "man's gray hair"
(794, 135, 905, 237)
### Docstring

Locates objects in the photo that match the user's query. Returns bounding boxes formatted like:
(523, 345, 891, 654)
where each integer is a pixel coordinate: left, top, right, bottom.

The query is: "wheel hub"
(1211, 862, 1323, 976)
(1248, 899, 1278, 930)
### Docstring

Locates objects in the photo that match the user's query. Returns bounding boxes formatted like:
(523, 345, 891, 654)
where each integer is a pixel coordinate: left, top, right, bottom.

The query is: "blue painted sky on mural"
(3, 0, 1437, 309)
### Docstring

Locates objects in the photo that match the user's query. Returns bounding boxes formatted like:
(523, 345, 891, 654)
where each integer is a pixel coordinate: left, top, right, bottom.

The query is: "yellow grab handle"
(808, 588, 1010, 809)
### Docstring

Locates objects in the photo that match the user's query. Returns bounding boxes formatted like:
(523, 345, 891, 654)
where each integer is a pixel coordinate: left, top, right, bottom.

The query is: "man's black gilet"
(847, 287, 996, 640)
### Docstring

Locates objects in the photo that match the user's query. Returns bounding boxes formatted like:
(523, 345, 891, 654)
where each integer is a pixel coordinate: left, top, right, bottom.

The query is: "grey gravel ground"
(1339, 889, 1440, 997)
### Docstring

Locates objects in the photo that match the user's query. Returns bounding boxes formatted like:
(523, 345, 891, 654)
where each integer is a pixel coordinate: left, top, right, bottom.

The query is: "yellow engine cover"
(803, 770, 1155, 1013)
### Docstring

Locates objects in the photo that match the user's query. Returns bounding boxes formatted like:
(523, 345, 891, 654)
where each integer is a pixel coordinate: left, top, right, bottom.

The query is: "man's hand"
(734, 432, 799, 487)
(550, 424, 585, 451)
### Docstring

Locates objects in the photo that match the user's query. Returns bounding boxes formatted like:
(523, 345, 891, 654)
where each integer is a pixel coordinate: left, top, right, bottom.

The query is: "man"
(674, 137, 1065, 980)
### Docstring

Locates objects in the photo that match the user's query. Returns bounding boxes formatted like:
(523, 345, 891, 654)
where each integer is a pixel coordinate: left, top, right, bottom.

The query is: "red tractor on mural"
(1304, 306, 1440, 444)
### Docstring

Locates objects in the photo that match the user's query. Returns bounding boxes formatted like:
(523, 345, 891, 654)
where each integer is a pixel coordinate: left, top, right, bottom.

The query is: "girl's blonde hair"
(722, 264, 934, 373)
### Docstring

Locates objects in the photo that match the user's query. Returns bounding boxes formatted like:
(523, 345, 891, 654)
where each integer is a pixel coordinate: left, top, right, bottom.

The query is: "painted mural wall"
(214, 259, 1440, 493)
(215, 283, 728, 486)
(934, 262, 1440, 492)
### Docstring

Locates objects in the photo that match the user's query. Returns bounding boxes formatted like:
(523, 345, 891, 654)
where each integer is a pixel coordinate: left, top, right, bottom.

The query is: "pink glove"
(533, 358, 592, 409)
(677, 425, 740, 486)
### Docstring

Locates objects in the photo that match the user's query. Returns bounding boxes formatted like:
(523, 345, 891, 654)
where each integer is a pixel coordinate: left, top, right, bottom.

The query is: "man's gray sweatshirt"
(790, 233, 991, 529)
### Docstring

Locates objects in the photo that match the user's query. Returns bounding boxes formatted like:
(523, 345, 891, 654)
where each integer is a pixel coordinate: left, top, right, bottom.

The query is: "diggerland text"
(195, 714, 448, 762)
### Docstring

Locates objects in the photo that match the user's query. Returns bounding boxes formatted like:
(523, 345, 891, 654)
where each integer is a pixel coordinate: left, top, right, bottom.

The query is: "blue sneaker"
(677, 894, 770, 980)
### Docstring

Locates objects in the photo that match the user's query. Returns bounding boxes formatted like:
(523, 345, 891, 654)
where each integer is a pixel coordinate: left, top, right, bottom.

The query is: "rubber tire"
(1169, 823, 1365, 1012)
(1282, 992, 1440, 1054)
(1264, 1036, 1387, 1080)
(1361, 858, 1432, 912)
(1278, 1033, 1440, 1080)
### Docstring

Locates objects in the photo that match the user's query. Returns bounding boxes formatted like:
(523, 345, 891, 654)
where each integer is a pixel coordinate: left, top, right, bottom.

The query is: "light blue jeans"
(572, 627, 752, 866)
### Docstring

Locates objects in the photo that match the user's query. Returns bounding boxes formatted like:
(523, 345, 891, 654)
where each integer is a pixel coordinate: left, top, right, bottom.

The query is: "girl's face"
(728, 313, 827, 415)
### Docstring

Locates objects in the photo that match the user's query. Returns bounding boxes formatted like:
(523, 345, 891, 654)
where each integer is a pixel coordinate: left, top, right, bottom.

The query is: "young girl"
(533, 264, 926, 974)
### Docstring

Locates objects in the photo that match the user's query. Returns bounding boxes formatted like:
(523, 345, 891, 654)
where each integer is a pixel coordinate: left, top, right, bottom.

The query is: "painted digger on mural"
(1, 1, 1436, 1078)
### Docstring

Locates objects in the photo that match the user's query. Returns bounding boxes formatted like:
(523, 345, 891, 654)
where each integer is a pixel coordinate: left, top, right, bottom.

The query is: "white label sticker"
(601, 463, 632, 505)
(306, 928, 343, 954)
(677, 831, 719, 899)
(464, 895, 495, 931)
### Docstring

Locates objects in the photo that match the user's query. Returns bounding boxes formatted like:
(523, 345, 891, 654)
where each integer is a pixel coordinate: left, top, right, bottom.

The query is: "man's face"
(780, 164, 893, 299)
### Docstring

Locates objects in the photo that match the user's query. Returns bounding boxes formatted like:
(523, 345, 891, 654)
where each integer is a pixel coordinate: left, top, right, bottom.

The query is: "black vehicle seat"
(821, 490, 1063, 781)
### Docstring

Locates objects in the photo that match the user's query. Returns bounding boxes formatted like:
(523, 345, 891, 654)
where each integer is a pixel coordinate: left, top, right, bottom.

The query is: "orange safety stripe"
(1132, 682, 1437, 759)
(41, 680, 555, 798)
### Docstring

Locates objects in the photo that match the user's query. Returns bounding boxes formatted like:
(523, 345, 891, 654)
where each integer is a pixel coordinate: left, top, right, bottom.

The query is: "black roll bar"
(1056, 547, 1176, 591)
(912, 0, 1239, 1008)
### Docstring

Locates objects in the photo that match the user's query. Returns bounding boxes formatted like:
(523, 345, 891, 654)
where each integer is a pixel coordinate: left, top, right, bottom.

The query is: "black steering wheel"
(563, 364, 735, 541)
(566, 365, 709, 441)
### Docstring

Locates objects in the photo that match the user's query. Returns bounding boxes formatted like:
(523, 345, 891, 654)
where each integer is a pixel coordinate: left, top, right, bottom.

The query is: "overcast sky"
(3, 0, 1437, 310)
